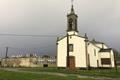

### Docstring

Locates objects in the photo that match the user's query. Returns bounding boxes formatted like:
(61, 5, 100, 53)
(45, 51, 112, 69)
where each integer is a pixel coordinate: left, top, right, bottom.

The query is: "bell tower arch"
(67, 1, 78, 35)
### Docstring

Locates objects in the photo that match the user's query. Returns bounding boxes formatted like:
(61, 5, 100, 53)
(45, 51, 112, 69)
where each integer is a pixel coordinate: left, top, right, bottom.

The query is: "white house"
(57, 4, 115, 69)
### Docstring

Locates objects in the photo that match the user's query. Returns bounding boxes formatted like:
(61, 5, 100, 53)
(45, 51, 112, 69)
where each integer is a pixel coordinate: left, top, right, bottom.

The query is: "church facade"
(57, 5, 115, 69)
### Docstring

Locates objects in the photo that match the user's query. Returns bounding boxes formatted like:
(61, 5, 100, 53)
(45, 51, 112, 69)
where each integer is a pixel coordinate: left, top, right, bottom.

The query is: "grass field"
(0, 67, 120, 80)
(0, 69, 95, 80)
(20, 67, 120, 78)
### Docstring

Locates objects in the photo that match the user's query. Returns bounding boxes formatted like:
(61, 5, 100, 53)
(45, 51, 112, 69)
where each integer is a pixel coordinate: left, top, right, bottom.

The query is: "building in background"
(1, 54, 56, 67)
(37, 55, 56, 67)
(57, 4, 115, 69)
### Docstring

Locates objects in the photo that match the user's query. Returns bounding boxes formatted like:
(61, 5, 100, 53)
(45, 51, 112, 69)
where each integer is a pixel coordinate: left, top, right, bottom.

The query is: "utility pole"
(67, 33, 69, 68)
(5, 47, 9, 58)
(5, 47, 9, 67)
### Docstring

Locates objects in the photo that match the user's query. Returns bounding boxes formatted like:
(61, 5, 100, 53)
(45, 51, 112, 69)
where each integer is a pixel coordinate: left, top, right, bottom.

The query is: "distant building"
(1, 57, 38, 67)
(37, 56, 56, 67)
(57, 4, 115, 69)
(1, 55, 56, 67)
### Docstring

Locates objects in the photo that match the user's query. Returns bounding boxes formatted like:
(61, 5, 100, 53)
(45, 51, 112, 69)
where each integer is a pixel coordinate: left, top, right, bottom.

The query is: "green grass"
(0, 69, 94, 80)
(1, 67, 120, 80)
(20, 67, 120, 78)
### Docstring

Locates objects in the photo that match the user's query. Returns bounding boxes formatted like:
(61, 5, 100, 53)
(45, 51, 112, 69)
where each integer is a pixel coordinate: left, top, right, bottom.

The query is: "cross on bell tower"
(67, 0, 78, 33)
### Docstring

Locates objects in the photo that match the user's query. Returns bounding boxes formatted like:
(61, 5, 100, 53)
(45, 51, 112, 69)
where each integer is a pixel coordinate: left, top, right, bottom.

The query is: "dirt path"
(1, 68, 120, 80)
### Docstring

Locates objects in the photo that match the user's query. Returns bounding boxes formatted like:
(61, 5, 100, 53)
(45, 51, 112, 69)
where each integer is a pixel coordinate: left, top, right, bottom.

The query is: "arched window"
(69, 44, 73, 52)
(75, 19, 77, 30)
(69, 18, 73, 30)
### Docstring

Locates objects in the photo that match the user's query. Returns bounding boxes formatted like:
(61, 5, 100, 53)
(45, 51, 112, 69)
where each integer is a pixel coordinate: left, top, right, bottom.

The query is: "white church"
(57, 4, 115, 69)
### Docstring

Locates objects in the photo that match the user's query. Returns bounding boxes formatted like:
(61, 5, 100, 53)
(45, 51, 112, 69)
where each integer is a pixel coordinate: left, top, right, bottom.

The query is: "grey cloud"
(0, 0, 120, 57)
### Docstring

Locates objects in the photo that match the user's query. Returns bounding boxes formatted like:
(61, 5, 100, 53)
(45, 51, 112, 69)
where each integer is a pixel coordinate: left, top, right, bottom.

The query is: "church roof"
(57, 36, 66, 41)
(67, 4, 78, 17)
(90, 39, 104, 44)
(99, 48, 112, 52)
(57, 35, 85, 42)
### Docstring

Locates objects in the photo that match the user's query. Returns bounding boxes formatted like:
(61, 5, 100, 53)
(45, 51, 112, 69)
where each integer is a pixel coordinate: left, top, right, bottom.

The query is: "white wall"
(88, 43, 100, 67)
(98, 50, 115, 67)
(57, 34, 87, 68)
(57, 37, 67, 67)
(110, 50, 115, 67)
(69, 35, 87, 67)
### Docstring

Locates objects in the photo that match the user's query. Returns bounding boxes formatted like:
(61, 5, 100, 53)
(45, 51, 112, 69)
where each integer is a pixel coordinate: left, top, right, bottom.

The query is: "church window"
(69, 44, 73, 52)
(94, 49, 96, 56)
(101, 58, 111, 65)
(70, 36, 72, 39)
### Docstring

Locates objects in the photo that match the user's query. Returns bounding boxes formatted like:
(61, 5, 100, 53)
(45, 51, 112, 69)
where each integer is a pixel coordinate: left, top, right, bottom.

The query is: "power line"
(0, 34, 63, 37)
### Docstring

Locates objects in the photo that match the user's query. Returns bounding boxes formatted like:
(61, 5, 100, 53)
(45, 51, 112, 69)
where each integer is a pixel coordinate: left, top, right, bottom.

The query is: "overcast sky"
(0, 0, 120, 57)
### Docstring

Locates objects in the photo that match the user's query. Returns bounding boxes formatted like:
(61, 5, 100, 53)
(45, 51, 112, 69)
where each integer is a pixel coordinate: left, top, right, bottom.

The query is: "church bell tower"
(67, 3, 78, 35)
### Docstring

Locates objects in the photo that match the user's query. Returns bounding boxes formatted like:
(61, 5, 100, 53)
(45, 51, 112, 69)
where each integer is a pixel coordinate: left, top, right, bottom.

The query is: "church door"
(69, 56, 75, 70)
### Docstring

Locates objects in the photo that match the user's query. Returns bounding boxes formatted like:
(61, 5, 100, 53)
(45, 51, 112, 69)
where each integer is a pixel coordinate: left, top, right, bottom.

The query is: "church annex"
(57, 3, 115, 69)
